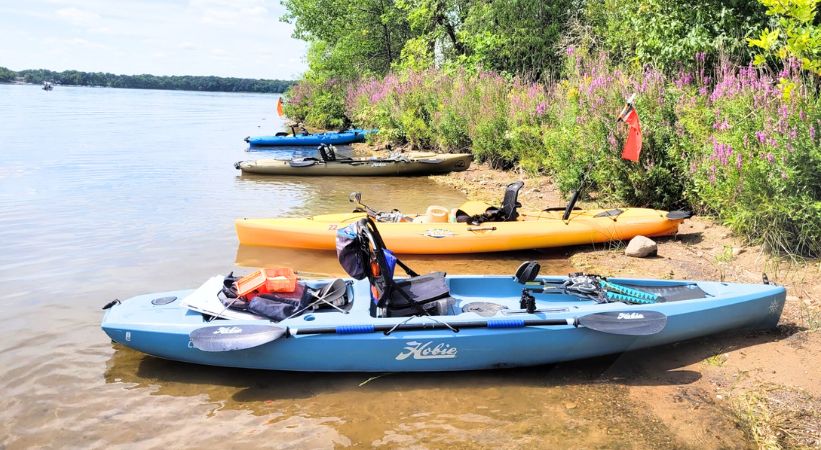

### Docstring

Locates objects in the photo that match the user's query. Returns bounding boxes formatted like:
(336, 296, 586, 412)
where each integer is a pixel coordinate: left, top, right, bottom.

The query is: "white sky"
(0, 0, 308, 79)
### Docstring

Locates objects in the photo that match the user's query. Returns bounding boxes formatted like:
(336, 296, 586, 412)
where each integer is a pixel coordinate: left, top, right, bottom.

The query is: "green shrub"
(681, 61, 820, 255)
(344, 53, 820, 256)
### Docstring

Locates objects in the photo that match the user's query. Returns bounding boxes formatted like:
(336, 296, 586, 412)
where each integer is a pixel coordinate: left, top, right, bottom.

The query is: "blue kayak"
(100, 218, 785, 372)
(101, 275, 785, 372)
(245, 129, 375, 147)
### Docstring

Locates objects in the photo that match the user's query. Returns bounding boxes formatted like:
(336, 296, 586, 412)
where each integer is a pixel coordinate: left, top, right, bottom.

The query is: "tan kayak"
(235, 153, 472, 176)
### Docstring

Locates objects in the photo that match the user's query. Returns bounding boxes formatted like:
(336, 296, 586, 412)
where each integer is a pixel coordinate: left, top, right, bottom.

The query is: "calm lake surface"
(0, 84, 679, 449)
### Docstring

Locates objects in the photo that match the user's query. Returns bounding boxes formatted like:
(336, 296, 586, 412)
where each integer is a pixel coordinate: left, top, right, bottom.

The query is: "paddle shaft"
(189, 310, 667, 351)
(289, 318, 575, 336)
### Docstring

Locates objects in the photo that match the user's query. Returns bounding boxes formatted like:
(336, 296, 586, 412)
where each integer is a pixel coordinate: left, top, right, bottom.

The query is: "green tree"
(458, 0, 574, 80)
(395, 0, 470, 69)
(282, 0, 413, 76)
(584, 0, 766, 70)
(0, 66, 15, 82)
(748, 0, 821, 74)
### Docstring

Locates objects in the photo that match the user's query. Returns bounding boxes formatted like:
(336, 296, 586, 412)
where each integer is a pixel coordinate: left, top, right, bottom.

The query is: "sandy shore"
(427, 159, 821, 448)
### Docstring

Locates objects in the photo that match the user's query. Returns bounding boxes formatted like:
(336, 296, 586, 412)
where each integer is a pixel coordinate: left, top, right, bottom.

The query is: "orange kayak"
(235, 208, 686, 254)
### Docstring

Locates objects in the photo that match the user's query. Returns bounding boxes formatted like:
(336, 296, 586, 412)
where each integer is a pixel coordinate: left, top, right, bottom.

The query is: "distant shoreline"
(1, 80, 288, 95)
(0, 67, 294, 94)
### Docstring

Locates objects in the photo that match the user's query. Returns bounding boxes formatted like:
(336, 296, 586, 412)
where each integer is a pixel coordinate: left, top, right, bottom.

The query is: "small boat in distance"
(42, 81, 54, 91)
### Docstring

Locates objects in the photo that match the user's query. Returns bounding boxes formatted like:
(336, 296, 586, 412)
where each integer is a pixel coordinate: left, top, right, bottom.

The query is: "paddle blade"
(577, 310, 667, 336)
(666, 210, 692, 220)
(190, 324, 286, 352)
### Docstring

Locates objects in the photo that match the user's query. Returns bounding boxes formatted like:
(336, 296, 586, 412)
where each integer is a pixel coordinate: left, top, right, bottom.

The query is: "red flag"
(276, 97, 284, 117)
(618, 102, 642, 162)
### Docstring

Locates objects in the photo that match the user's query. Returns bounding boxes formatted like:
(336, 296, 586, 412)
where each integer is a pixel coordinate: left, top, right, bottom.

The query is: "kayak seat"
(498, 180, 524, 221)
(386, 272, 452, 317)
(454, 181, 524, 225)
(351, 217, 456, 318)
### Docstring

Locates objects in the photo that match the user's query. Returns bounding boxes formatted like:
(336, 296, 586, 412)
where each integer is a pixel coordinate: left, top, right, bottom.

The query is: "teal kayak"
(245, 129, 375, 147)
(101, 275, 784, 372)
(101, 220, 785, 373)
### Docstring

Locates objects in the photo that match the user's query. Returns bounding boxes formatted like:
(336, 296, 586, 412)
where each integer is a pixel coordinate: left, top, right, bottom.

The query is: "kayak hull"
(101, 276, 785, 372)
(236, 153, 472, 176)
(246, 129, 374, 147)
(235, 209, 684, 253)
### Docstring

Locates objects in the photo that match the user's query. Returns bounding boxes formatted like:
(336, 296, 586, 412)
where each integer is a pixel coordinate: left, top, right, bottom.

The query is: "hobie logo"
(422, 229, 455, 238)
(213, 326, 242, 335)
(396, 341, 458, 360)
(617, 313, 645, 320)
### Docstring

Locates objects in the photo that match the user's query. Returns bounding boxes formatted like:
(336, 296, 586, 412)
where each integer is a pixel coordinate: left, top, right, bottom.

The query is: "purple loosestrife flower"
(810, 125, 816, 140)
(755, 131, 767, 144)
(736, 153, 743, 170)
(765, 152, 775, 163)
(566, 46, 575, 56)
(674, 71, 693, 88)
(713, 119, 730, 131)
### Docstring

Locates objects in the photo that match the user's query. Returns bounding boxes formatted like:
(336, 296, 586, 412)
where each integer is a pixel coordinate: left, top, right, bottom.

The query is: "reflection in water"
(103, 344, 687, 448)
(233, 172, 471, 219)
(236, 245, 575, 277)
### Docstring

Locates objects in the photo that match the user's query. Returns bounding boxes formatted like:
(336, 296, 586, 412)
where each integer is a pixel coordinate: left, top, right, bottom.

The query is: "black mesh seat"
(354, 218, 453, 317)
(454, 181, 524, 224)
(387, 272, 451, 316)
(498, 180, 524, 221)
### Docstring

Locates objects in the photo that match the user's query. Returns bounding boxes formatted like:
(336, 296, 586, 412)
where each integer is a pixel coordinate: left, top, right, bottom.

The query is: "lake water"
(0, 84, 680, 449)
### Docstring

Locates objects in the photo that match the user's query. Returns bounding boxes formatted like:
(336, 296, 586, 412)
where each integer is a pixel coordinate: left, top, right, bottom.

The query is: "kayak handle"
(467, 226, 497, 232)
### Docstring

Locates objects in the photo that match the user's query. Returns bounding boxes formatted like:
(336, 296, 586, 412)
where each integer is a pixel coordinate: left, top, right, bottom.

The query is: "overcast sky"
(0, 0, 308, 79)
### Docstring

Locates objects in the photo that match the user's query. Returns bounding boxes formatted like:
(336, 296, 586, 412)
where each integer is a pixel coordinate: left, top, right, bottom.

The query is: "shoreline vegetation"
(0, 66, 293, 93)
(281, 0, 820, 259)
(284, 0, 820, 447)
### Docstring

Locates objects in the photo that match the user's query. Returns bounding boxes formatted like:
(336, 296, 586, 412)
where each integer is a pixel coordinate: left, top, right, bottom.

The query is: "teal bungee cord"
(599, 280, 660, 303)
(604, 291, 657, 304)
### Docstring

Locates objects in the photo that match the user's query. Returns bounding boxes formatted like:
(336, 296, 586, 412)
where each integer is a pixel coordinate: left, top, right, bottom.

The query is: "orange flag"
(617, 96, 642, 162)
(276, 97, 284, 117)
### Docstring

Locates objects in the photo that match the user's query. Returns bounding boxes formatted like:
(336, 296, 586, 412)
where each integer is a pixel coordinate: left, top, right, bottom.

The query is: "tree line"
(281, 0, 783, 83)
(0, 67, 293, 93)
